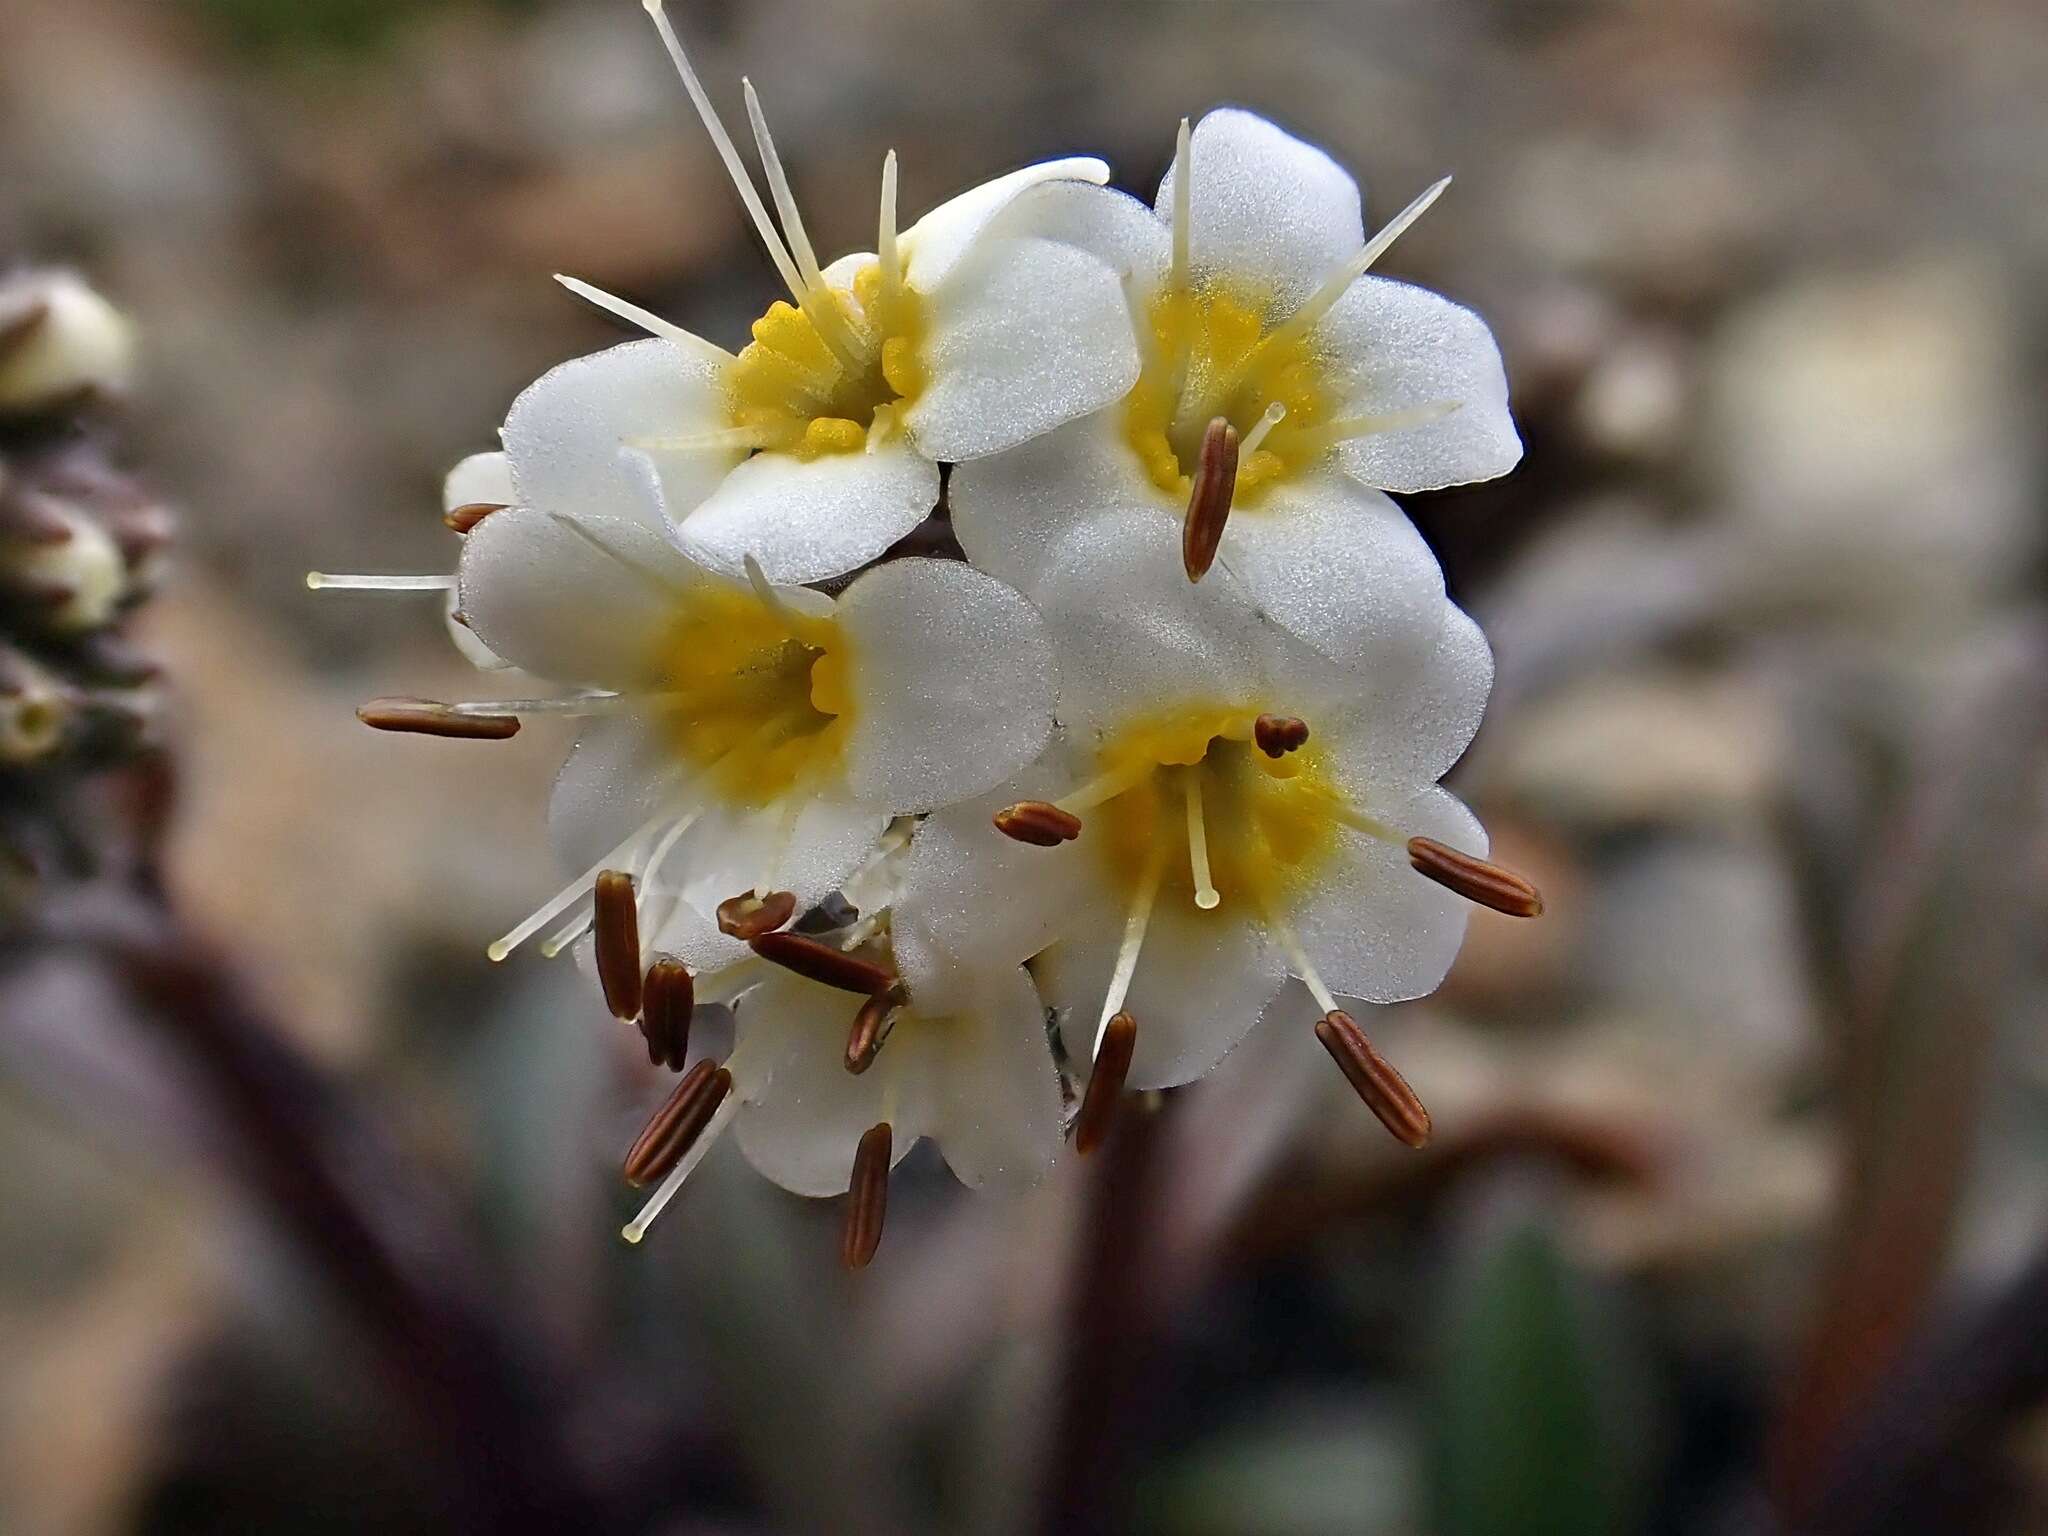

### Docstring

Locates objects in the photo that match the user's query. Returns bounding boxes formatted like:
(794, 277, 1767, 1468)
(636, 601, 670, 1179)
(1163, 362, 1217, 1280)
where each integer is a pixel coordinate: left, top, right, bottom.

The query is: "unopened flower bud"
(0, 649, 68, 764)
(0, 272, 135, 413)
(0, 498, 127, 633)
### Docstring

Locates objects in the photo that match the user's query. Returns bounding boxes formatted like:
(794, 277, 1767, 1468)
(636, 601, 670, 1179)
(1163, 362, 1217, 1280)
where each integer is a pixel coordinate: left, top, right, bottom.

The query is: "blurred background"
(2, 0, 2045, 1531)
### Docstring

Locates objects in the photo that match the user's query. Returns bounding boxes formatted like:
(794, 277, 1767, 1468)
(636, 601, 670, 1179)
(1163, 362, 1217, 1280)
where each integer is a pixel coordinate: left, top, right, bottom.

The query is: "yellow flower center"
(649, 583, 853, 808)
(1119, 279, 1336, 510)
(1089, 704, 1352, 918)
(724, 262, 926, 460)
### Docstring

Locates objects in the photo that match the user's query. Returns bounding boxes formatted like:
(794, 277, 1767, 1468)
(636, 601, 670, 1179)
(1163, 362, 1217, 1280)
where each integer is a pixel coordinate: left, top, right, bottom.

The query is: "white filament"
(1237, 401, 1288, 458)
(487, 807, 670, 962)
(552, 275, 733, 364)
(1096, 847, 1166, 1056)
(304, 572, 452, 592)
(1271, 176, 1452, 344)
(1184, 770, 1220, 911)
(877, 150, 902, 296)
(1169, 116, 1192, 291)
(621, 1091, 738, 1244)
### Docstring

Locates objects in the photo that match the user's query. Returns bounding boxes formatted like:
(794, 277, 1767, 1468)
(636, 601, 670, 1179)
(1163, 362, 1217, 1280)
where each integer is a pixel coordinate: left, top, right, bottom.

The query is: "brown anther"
(442, 501, 507, 534)
(1407, 835, 1544, 918)
(638, 958, 693, 1070)
(993, 799, 1082, 847)
(1074, 1012, 1138, 1156)
(749, 930, 897, 996)
(623, 1060, 733, 1187)
(1181, 415, 1240, 582)
(715, 888, 798, 940)
(844, 983, 906, 1076)
(841, 1122, 892, 1270)
(1254, 713, 1310, 757)
(1314, 1009, 1431, 1149)
(356, 696, 519, 740)
(593, 870, 643, 1020)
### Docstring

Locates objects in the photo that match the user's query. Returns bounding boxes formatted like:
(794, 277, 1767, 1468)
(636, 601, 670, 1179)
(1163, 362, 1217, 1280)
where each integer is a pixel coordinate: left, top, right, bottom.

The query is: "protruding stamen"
(640, 0, 808, 305)
(1182, 416, 1239, 583)
(1074, 1011, 1136, 1155)
(1169, 116, 1193, 291)
(357, 697, 518, 740)
(490, 808, 673, 962)
(623, 1059, 733, 1187)
(624, 426, 769, 454)
(994, 800, 1083, 846)
(715, 888, 797, 940)
(1254, 714, 1310, 757)
(1237, 400, 1288, 458)
(639, 958, 694, 1071)
(447, 694, 623, 718)
(1096, 846, 1165, 1055)
(1407, 836, 1544, 918)
(1314, 1009, 1431, 1149)
(593, 870, 643, 1020)
(622, 1074, 740, 1241)
(750, 931, 898, 996)
(741, 79, 865, 371)
(1276, 175, 1452, 342)
(540, 908, 593, 959)
(306, 572, 453, 592)
(844, 983, 906, 1075)
(877, 150, 902, 298)
(553, 274, 734, 365)
(443, 502, 505, 534)
(1183, 771, 1220, 911)
(841, 1122, 892, 1270)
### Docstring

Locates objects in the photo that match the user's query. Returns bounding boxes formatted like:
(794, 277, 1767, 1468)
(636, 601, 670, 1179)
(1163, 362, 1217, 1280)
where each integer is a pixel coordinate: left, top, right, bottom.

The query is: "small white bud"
(2, 501, 128, 632)
(0, 272, 136, 413)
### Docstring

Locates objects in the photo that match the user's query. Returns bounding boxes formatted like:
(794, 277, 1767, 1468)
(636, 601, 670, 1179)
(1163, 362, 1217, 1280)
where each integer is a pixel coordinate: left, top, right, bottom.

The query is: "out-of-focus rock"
(1572, 325, 1690, 466)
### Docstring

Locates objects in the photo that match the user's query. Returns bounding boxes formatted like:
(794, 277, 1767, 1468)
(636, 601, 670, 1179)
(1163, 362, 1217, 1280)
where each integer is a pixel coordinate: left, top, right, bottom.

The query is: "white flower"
(894, 511, 1506, 1094)
(498, 0, 1139, 588)
(950, 108, 1520, 669)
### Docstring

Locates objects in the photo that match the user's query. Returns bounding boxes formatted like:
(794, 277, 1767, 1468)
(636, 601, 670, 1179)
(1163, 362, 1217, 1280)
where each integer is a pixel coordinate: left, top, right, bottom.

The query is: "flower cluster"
(318, 1, 1540, 1266)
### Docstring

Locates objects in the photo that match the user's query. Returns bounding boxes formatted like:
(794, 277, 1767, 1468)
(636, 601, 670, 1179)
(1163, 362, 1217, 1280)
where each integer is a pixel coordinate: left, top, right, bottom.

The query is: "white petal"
(834, 558, 1056, 812)
(905, 235, 1140, 463)
(667, 795, 884, 924)
(501, 339, 739, 533)
(1220, 476, 1446, 675)
(672, 438, 940, 585)
(1293, 785, 1481, 1004)
(1329, 600, 1493, 793)
(949, 413, 1147, 596)
(444, 591, 514, 672)
(1317, 276, 1521, 493)
(442, 451, 514, 511)
(731, 967, 929, 1198)
(984, 180, 1167, 286)
(1157, 108, 1364, 310)
(1040, 900, 1287, 1090)
(455, 506, 698, 685)
(547, 713, 678, 871)
(901, 157, 1110, 293)
(922, 962, 1064, 1193)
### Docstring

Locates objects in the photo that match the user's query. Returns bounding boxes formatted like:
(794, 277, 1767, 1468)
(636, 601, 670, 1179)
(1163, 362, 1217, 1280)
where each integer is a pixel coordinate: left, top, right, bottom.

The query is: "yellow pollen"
(724, 261, 926, 459)
(649, 581, 853, 807)
(1120, 280, 1335, 509)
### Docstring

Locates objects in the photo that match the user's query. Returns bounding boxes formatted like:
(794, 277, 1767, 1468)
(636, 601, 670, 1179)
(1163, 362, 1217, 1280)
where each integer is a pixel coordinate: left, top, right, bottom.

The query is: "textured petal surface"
(1040, 898, 1287, 1091)
(949, 413, 1152, 594)
(673, 438, 940, 585)
(902, 156, 1110, 293)
(835, 559, 1056, 812)
(1325, 600, 1493, 794)
(501, 339, 737, 532)
(442, 451, 514, 511)
(665, 794, 884, 924)
(986, 180, 1167, 286)
(547, 713, 680, 872)
(906, 235, 1141, 462)
(732, 967, 930, 1197)
(922, 962, 1064, 1193)
(1293, 785, 1482, 1004)
(456, 507, 698, 686)
(1157, 108, 1364, 310)
(1318, 276, 1521, 493)
(1222, 477, 1447, 675)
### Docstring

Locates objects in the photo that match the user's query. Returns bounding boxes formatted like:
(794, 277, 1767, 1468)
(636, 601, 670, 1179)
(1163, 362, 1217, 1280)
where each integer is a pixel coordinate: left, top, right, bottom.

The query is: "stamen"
(637, 809, 698, 890)
(553, 274, 734, 365)
(1269, 915, 1340, 1015)
(741, 80, 866, 370)
(741, 553, 802, 637)
(622, 1059, 733, 1187)
(357, 697, 518, 740)
(993, 799, 1083, 847)
(624, 426, 770, 453)
(447, 694, 624, 717)
(443, 502, 505, 534)
(749, 931, 898, 996)
(715, 888, 798, 940)
(622, 1064, 741, 1240)
(639, 0, 808, 305)
(1261, 176, 1452, 352)
(844, 983, 906, 1075)
(1095, 845, 1165, 1055)
(1074, 1011, 1137, 1155)
(1253, 714, 1309, 757)
(639, 958, 695, 1071)
(1407, 836, 1544, 918)
(539, 908, 593, 958)
(1314, 1009, 1431, 1149)
(489, 807, 673, 962)
(593, 870, 644, 1020)
(305, 572, 453, 592)
(1183, 770, 1220, 911)
(1237, 400, 1288, 458)
(841, 1122, 892, 1270)
(1169, 116, 1192, 292)
(1181, 416, 1239, 583)
(877, 150, 902, 298)
(1054, 759, 1158, 816)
